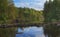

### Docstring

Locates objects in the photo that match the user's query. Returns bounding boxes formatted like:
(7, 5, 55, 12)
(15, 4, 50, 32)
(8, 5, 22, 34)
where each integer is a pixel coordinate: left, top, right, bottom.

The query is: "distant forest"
(17, 7, 44, 24)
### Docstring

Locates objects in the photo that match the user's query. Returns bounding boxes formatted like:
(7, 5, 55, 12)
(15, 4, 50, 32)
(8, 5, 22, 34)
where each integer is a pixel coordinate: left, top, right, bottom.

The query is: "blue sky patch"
(13, 0, 46, 10)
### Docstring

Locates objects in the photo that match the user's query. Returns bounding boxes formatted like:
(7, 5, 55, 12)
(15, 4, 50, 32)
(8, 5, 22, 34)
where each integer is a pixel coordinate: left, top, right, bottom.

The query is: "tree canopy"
(0, 0, 18, 24)
(17, 7, 44, 24)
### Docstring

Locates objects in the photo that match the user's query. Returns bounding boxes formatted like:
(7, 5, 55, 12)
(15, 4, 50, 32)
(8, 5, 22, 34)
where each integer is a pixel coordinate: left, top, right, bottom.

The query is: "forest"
(17, 7, 44, 24)
(0, 0, 60, 24)
(0, 0, 44, 24)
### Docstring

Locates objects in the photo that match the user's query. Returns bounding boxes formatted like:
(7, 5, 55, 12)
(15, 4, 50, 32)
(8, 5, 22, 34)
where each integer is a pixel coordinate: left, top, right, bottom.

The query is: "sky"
(13, 0, 46, 10)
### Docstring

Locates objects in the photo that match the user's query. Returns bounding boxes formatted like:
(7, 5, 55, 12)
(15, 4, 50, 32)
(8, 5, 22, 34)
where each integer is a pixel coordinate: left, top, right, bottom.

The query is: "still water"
(0, 25, 59, 37)
(16, 26, 47, 37)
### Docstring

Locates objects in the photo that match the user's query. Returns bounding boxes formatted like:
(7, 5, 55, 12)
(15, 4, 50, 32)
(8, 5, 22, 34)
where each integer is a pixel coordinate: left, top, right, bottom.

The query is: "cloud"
(14, 0, 46, 10)
(14, 3, 29, 7)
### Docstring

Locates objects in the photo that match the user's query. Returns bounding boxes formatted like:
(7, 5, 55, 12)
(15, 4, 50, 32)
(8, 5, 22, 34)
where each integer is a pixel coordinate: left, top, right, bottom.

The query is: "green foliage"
(18, 7, 44, 24)
(0, 0, 18, 24)
(44, 0, 60, 23)
(0, 0, 8, 24)
(0, 0, 18, 37)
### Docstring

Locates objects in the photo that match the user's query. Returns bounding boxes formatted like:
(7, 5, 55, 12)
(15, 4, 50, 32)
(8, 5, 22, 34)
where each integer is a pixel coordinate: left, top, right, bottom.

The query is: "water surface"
(16, 26, 46, 37)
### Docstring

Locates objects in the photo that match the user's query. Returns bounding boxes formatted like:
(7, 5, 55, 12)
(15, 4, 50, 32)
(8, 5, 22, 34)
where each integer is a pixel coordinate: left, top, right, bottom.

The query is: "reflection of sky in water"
(16, 26, 45, 37)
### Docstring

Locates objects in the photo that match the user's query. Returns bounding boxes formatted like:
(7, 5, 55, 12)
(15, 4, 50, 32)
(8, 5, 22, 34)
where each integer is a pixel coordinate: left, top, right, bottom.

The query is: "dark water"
(16, 26, 47, 37)
(0, 25, 60, 37)
(44, 25, 60, 37)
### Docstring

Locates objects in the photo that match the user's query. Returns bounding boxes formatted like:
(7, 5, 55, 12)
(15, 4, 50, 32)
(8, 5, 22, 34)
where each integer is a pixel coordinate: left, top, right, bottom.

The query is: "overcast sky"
(13, 0, 46, 10)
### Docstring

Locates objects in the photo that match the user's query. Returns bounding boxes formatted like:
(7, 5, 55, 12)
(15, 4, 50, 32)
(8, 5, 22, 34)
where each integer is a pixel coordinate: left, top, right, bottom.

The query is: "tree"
(44, 0, 60, 24)
(0, 0, 8, 24)
(44, 1, 53, 23)
(0, 0, 17, 37)
(0, 0, 18, 24)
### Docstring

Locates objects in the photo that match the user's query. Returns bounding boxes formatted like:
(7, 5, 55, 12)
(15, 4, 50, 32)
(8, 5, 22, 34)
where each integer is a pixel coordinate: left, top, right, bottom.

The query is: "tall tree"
(7, 0, 18, 24)
(0, 0, 18, 24)
(0, 0, 8, 24)
(44, 0, 60, 24)
(0, 0, 17, 37)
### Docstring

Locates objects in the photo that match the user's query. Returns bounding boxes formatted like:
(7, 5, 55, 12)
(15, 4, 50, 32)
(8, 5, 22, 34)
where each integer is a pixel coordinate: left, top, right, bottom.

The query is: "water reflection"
(16, 25, 60, 37)
(16, 26, 46, 37)
(0, 28, 17, 37)
(0, 25, 59, 37)
(44, 24, 60, 37)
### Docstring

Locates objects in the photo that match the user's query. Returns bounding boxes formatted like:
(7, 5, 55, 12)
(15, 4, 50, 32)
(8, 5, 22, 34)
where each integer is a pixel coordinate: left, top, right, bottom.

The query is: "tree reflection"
(0, 28, 17, 37)
(44, 24, 60, 37)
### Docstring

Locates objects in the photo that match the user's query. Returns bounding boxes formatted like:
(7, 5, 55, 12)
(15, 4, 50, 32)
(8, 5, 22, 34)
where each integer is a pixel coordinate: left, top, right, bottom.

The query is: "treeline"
(1, 0, 60, 24)
(17, 7, 44, 24)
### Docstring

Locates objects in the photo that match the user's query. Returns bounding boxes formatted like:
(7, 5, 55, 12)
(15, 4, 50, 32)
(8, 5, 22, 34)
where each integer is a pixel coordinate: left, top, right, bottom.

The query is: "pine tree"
(44, 0, 60, 23)
(44, 0, 53, 23)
